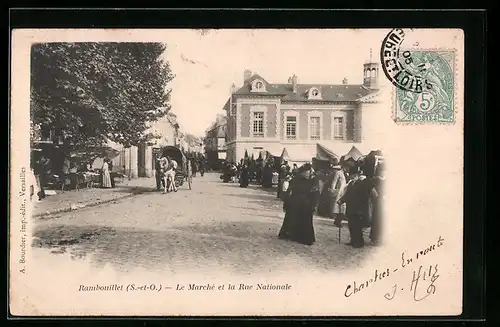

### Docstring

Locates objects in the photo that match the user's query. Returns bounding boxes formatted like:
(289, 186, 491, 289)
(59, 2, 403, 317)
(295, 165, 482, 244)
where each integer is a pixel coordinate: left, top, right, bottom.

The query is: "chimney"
(342, 77, 348, 85)
(230, 83, 236, 94)
(292, 74, 298, 93)
(244, 69, 252, 84)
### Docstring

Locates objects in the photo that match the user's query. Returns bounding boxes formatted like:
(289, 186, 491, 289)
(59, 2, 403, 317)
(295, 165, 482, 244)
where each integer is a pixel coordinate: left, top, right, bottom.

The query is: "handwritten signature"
(384, 264, 439, 301)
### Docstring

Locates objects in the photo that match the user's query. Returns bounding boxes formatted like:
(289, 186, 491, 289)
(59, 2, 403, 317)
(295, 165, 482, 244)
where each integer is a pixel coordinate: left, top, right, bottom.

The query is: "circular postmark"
(380, 29, 433, 94)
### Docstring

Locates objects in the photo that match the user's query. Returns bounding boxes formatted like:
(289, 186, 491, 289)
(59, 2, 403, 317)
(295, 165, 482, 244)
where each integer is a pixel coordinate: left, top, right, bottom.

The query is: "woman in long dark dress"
(278, 163, 320, 245)
(262, 163, 273, 188)
(222, 163, 231, 183)
(239, 163, 250, 188)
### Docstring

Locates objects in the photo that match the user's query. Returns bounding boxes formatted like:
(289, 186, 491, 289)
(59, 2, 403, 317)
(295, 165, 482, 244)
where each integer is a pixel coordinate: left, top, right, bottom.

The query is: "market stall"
(361, 149, 384, 178)
(280, 146, 315, 166)
(316, 142, 355, 162)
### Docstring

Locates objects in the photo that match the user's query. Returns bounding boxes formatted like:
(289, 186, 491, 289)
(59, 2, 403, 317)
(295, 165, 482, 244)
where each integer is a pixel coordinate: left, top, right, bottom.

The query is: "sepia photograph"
(10, 28, 464, 316)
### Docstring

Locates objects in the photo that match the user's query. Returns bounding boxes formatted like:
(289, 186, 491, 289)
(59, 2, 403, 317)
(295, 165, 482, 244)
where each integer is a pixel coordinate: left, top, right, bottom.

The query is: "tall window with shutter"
(309, 116, 321, 140)
(333, 117, 344, 140)
(332, 113, 347, 141)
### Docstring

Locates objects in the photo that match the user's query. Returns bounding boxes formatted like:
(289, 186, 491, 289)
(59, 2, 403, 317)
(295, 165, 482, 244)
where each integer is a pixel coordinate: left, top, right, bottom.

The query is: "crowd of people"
(278, 157, 385, 248)
(222, 153, 385, 249)
(221, 156, 295, 187)
(29, 154, 119, 202)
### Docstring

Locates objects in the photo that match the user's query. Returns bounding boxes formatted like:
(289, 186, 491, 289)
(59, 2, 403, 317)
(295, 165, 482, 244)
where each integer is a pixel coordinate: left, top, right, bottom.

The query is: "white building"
(111, 111, 180, 178)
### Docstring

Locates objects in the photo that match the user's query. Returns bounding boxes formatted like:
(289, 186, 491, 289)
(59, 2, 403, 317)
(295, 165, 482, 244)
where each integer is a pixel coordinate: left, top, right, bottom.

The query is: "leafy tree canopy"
(31, 42, 175, 154)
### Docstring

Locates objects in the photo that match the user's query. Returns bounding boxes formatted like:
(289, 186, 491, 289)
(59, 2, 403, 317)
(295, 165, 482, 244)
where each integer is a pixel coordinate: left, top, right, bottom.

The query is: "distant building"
(183, 134, 203, 154)
(204, 115, 227, 168)
(223, 59, 381, 163)
(112, 111, 180, 178)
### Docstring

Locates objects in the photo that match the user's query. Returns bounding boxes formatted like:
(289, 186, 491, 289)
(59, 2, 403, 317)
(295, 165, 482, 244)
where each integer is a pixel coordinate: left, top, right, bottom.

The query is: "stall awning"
(316, 142, 353, 161)
(345, 146, 364, 161)
(281, 146, 316, 163)
(263, 144, 284, 158)
(316, 142, 378, 162)
(280, 148, 290, 161)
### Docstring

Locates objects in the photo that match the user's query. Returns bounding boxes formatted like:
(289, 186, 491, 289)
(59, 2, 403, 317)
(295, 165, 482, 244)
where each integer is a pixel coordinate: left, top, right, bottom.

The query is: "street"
(32, 173, 374, 275)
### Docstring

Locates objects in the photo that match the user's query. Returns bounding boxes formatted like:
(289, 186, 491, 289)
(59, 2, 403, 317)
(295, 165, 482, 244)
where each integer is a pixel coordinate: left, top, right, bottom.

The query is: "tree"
(30, 42, 175, 158)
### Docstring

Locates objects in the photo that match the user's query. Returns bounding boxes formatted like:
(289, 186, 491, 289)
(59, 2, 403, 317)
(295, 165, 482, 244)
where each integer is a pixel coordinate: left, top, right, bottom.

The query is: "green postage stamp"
(380, 29, 457, 124)
(393, 50, 456, 124)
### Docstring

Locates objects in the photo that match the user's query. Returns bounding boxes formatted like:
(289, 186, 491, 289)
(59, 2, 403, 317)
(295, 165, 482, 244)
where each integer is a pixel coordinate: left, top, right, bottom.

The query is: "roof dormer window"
(307, 87, 322, 100)
(251, 79, 267, 92)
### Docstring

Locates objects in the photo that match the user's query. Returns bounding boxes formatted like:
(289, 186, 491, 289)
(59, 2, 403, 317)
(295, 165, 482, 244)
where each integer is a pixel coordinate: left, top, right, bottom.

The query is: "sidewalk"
(32, 177, 157, 218)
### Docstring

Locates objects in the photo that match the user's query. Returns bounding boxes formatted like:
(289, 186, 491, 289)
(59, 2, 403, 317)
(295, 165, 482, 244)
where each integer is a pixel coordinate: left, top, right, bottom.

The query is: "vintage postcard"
(10, 29, 464, 316)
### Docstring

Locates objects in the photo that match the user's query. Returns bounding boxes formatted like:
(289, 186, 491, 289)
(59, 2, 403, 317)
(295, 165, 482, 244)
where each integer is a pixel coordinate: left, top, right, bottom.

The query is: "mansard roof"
(233, 73, 377, 102)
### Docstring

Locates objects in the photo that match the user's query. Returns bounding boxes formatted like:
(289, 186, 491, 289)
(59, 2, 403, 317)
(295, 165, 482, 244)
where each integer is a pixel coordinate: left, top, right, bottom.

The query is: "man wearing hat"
(328, 158, 347, 227)
(337, 165, 372, 248)
(369, 162, 385, 245)
(154, 153, 163, 191)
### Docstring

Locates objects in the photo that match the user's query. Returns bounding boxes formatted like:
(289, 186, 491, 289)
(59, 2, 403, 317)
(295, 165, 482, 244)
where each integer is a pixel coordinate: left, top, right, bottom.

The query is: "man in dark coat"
(33, 156, 46, 200)
(199, 160, 205, 176)
(154, 154, 163, 190)
(337, 166, 374, 248)
(369, 163, 385, 245)
(192, 160, 198, 177)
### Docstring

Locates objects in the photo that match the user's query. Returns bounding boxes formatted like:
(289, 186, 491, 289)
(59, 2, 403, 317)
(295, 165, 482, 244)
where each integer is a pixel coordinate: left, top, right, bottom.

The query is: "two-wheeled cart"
(161, 146, 191, 190)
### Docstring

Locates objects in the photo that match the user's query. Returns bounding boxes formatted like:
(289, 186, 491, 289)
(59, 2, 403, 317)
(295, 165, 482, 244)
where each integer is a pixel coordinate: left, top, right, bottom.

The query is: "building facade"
(204, 115, 227, 168)
(111, 111, 180, 178)
(224, 60, 381, 163)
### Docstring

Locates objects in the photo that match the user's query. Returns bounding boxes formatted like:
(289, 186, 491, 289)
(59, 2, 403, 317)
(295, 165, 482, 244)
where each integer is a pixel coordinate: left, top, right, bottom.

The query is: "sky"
(161, 29, 387, 137)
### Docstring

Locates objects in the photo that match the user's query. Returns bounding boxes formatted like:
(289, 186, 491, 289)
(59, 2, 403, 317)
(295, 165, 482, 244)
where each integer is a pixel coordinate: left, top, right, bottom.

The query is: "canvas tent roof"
(316, 142, 376, 162)
(316, 142, 354, 161)
(250, 149, 261, 159)
(280, 148, 289, 161)
(264, 144, 284, 157)
(280, 146, 316, 163)
(344, 146, 364, 161)
(246, 146, 281, 162)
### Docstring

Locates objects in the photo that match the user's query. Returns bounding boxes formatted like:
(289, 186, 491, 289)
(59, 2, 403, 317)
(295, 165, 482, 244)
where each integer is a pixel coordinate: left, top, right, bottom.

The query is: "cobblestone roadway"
(32, 173, 374, 275)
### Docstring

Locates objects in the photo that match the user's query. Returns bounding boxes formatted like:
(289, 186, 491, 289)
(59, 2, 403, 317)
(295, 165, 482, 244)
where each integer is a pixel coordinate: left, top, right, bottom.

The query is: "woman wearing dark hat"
(279, 163, 320, 246)
(262, 161, 274, 188)
(239, 162, 250, 188)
